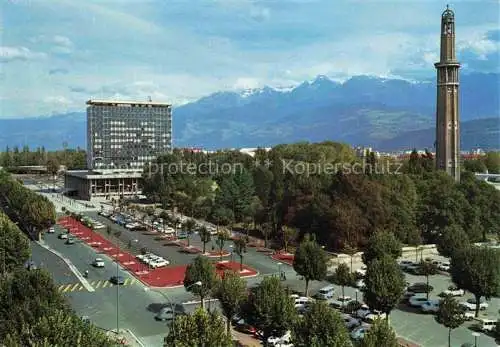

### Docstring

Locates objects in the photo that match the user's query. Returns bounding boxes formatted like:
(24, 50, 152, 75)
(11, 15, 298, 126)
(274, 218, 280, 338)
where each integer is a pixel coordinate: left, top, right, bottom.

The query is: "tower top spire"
(442, 4, 454, 18)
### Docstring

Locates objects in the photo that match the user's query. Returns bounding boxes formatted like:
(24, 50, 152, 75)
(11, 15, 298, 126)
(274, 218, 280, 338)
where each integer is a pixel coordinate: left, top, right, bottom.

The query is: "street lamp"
(472, 332, 480, 347)
(277, 262, 283, 280)
(229, 245, 234, 262)
(185, 281, 203, 308)
(355, 289, 359, 302)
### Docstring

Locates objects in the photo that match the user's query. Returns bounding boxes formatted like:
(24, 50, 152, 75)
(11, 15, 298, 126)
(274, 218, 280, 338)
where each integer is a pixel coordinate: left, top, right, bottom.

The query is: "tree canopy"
(293, 234, 327, 296)
(450, 246, 500, 317)
(361, 231, 402, 265)
(215, 271, 247, 333)
(184, 256, 218, 309)
(359, 318, 399, 347)
(291, 301, 351, 347)
(163, 307, 233, 347)
(242, 276, 296, 342)
(362, 255, 406, 318)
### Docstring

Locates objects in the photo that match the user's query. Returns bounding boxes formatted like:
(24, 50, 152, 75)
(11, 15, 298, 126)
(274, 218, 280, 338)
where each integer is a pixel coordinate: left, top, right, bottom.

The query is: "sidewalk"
(106, 329, 144, 347)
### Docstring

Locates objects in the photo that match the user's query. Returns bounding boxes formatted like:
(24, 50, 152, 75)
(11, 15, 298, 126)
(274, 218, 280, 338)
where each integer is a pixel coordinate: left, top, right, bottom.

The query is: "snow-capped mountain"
(0, 73, 498, 151)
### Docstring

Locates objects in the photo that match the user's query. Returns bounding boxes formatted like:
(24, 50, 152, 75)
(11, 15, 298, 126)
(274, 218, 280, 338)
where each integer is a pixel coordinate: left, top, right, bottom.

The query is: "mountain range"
(0, 73, 498, 151)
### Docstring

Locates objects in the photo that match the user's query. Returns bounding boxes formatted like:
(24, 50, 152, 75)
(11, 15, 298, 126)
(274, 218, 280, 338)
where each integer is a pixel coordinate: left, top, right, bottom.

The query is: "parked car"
(329, 296, 354, 309)
(316, 285, 335, 300)
(399, 260, 414, 270)
(92, 258, 105, 268)
(65, 238, 75, 245)
(110, 276, 125, 285)
(478, 318, 497, 332)
(342, 313, 361, 330)
(460, 298, 488, 311)
(409, 295, 430, 308)
(150, 259, 169, 268)
(48, 227, 55, 233)
(355, 304, 371, 319)
(267, 331, 291, 347)
(350, 324, 371, 341)
(421, 299, 441, 313)
(364, 310, 387, 322)
(407, 282, 433, 293)
(439, 286, 465, 297)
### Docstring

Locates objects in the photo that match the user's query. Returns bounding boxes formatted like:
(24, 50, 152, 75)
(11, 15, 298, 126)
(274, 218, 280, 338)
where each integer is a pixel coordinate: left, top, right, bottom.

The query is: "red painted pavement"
(271, 252, 294, 266)
(58, 217, 258, 287)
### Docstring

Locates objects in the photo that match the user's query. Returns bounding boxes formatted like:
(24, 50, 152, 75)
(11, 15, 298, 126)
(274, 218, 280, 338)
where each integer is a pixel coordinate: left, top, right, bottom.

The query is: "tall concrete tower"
(435, 5, 461, 181)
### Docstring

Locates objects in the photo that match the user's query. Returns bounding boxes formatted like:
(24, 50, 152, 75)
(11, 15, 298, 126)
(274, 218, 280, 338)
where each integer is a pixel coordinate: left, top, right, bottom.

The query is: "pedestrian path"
(58, 278, 138, 293)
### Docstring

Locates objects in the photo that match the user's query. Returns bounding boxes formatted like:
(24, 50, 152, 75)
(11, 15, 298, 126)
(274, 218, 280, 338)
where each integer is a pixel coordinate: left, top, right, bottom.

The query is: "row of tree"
(166, 253, 402, 347)
(0, 145, 87, 170)
(0, 207, 115, 345)
(0, 171, 56, 238)
(142, 144, 500, 252)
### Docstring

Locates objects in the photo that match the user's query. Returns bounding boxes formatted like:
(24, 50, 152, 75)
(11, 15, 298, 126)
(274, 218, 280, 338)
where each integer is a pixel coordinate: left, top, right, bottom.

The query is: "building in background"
(86, 99, 172, 170)
(435, 6, 461, 181)
(65, 99, 172, 201)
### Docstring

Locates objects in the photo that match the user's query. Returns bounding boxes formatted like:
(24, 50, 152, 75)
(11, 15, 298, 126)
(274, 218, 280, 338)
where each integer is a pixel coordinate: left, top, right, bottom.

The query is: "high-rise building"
(435, 6, 461, 181)
(86, 100, 172, 170)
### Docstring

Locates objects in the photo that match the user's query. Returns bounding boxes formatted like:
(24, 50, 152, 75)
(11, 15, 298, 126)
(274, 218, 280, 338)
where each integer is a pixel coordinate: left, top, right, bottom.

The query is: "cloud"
(1, 0, 499, 117)
(0, 46, 46, 63)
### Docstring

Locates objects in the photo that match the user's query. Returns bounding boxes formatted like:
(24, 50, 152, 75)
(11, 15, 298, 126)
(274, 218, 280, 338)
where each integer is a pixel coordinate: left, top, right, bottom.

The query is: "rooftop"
(86, 99, 171, 107)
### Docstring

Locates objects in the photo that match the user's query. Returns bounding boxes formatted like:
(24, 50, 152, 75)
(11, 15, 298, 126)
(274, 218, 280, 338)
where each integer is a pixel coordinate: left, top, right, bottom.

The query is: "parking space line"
(102, 281, 110, 288)
(71, 283, 80, 291)
(61, 284, 72, 293)
(94, 281, 102, 289)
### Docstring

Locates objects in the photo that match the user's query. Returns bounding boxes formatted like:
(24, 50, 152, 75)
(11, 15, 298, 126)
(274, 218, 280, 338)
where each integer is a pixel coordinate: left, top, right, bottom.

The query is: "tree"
(359, 318, 399, 347)
(436, 224, 470, 258)
(183, 256, 218, 309)
(0, 212, 31, 273)
(362, 231, 402, 265)
(450, 246, 500, 317)
(3, 308, 114, 347)
(484, 151, 500, 174)
(293, 234, 327, 296)
(163, 307, 232, 347)
(363, 255, 406, 319)
(261, 222, 272, 249)
(198, 226, 211, 254)
(216, 231, 229, 261)
(334, 263, 352, 300)
(419, 260, 438, 299)
(242, 276, 296, 344)
(182, 219, 196, 247)
(46, 157, 59, 191)
(291, 301, 351, 347)
(282, 225, 296, 253)
(435, 296, 466, 347)
(215, 271, 247, 333)
(233, 237, 247, 271)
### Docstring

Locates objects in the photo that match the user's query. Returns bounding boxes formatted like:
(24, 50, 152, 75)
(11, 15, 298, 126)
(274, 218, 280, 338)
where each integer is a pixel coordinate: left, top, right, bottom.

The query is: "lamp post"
(277, 262, 282, 280)
(472, 332, 480, 347)
(186, 281, 203, 308)
(229, 245, 234, 262)
(355, 289, 358, 302)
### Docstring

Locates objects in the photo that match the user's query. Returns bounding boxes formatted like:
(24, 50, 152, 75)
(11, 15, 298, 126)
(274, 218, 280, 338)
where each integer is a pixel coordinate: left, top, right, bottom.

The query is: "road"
(32, 224, 192, 347)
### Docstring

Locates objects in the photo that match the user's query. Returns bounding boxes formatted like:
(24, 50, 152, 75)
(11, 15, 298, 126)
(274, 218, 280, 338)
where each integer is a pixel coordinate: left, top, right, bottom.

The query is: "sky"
(1, 0, 499, 118)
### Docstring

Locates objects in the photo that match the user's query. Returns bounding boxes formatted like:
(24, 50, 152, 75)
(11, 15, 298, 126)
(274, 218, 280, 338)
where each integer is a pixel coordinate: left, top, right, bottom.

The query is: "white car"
(267, 330, 291, 347)
(409, 295, 430, 308)
(329, 296, 354, 309)
(365, 310, 387, 322)
(421, 300, 441, 313)
(460, 298, 488, 311)
(92, 258, 105, 268)
(150, 259, 169, 268)
(58, 233, 68, 239)
(438, 263, 450, 271)
(440, 286, 465, 297)
(48, 227, 55, 233)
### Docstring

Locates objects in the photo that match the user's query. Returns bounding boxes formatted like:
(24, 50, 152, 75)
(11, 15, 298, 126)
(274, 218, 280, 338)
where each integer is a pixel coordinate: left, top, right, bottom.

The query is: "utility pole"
(116, 237, 120, 335)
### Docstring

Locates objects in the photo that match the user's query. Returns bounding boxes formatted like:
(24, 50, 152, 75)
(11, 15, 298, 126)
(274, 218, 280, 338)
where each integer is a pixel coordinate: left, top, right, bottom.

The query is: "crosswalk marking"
(57, 278, 138, 293)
